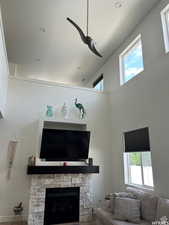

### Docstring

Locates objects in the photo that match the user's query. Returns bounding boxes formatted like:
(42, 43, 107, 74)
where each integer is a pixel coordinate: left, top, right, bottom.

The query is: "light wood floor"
(0, 222, 96, 225)
(0, 223, 26, 225)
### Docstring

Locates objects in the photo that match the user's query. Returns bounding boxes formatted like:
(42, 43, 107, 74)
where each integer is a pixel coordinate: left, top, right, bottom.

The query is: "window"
(123, 127, 154, 188)
(119, 35, 144, 85)
(161, 3, 169, 53)
(124, 152, 154, 187)
(93, 74, 104, 91)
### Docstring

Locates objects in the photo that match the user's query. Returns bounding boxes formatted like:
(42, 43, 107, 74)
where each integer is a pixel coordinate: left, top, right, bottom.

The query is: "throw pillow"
(126, 187, 158, 222)
(114, 197, 141, 223)
(141, 194, 158, 222)
(105, 192, 136, 213)
(114, 192, 137, 199)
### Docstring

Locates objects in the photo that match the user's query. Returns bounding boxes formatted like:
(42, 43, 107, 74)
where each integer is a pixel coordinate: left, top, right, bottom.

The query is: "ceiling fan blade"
(67, 17, 87, 44)
(88, 39, 103, 57)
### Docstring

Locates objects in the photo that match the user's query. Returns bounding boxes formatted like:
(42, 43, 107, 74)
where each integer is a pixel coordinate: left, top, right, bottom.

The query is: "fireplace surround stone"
(28, 174, 93, 225)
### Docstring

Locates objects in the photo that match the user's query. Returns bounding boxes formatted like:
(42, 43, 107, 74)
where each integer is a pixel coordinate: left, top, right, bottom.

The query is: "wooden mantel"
(27, 165, 99, 174)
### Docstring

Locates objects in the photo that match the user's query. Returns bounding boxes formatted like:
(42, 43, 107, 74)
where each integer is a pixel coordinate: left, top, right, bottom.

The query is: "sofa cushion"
(126, 187, 158, 222)
(105, 192, 137, 213)
(114, 197, 141, 223)
(156, 197, 169, 220)
(114, 192, 137, 199)
(141, 194, 158, 222)
(111, 219, 151, 225)
(95, 208, 151, 225)
(106, 192, 136, 200)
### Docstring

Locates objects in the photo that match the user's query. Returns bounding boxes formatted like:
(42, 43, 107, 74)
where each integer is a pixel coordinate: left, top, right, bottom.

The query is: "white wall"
(88, 0, 169, 197)
(0, 78, 113, 221)
(0, 8, 8, 118)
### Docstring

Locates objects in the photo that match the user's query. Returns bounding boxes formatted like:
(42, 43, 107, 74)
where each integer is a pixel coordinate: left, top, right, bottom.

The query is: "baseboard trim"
(0, 215, 27, 223)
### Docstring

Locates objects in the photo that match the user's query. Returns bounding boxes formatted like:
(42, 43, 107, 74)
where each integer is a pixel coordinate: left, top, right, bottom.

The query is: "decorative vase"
(28, 155, 35, 166)
(61, 103, 69, 119)
(13, 202, 23, 215)
(46, 105, 53, 117)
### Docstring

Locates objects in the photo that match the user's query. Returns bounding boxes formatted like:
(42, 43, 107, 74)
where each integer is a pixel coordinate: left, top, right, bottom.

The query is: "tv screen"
(124, 127, 150, 152)
(40, 129, 90, 161)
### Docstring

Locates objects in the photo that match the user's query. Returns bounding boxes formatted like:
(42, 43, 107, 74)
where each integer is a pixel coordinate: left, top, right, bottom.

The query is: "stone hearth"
(28, 174, 93, 225)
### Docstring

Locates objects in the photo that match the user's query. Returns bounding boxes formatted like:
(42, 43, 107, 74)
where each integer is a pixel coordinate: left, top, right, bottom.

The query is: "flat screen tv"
(40, 129, 90, 161)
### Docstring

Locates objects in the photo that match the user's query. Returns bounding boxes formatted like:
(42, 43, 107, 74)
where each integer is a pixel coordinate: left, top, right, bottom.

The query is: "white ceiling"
(1, 0, 160, 86)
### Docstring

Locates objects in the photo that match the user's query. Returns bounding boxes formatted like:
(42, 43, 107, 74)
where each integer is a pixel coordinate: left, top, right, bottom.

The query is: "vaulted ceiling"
(1, 0, 160, 86)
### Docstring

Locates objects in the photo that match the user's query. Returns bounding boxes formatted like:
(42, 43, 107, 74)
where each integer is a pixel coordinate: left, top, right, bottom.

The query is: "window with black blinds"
(124, 127, 150, 152)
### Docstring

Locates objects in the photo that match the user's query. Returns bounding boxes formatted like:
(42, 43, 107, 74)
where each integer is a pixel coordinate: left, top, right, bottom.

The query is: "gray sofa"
(95, 187, 169, 225)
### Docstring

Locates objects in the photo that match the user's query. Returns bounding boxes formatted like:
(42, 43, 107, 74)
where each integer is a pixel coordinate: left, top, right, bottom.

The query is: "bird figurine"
(67, 18, 102, 58)
(13, 202, 23, 215)
(75, 98, 86, 119)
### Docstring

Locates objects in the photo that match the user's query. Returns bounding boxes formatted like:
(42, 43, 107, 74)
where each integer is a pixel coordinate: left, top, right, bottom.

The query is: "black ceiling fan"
(67, 0, 102, 58)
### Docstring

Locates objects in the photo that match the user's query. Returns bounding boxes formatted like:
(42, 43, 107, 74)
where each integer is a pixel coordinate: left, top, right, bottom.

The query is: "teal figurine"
(46, 105, 53, 117)
(75, 98, 86, 119)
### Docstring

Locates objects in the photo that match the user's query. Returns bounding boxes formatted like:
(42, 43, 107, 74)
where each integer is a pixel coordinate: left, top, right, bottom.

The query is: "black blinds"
(124, 127, 150, 152)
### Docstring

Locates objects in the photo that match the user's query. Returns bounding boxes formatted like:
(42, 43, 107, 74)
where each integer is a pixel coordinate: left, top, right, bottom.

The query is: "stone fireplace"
(28, 174, 93, 225)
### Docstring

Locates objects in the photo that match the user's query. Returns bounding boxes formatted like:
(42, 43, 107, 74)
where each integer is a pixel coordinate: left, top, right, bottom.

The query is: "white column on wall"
(0, 7, 9, 118)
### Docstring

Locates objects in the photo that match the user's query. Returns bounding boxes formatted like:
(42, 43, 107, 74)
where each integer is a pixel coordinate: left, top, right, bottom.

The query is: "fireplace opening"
(44, 187, 80, 225)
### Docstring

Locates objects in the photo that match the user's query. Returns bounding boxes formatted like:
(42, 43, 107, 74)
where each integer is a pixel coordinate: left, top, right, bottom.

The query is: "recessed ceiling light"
(113, 0, 123, 8)
(40, 27, 46, 32)
(81, 78, 86, 82)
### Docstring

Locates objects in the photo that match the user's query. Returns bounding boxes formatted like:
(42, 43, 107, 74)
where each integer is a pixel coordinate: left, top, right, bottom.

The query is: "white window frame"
(161, 3, 169, 53)
(124, 152, 154, 189)
(119, 34, 144, 85)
